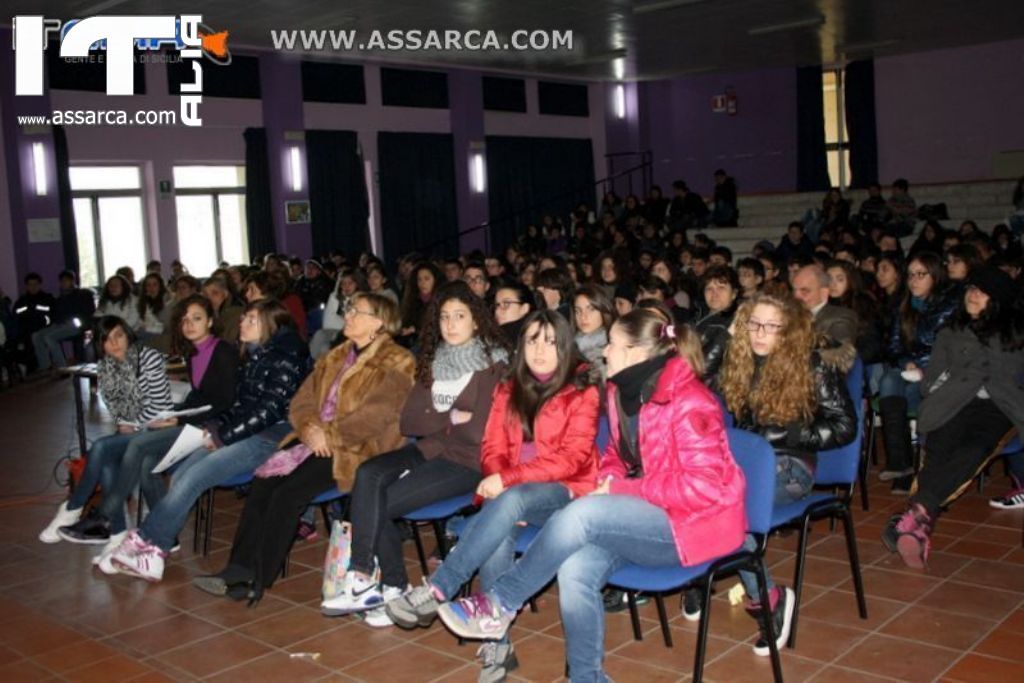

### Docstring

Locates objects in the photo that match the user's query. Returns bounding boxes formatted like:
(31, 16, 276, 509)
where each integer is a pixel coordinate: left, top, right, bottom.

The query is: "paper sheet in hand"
(152, 425, 206, 474)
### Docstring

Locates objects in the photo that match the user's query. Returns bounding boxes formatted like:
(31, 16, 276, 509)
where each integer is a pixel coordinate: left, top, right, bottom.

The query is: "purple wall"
(637, 67, 799, 196)
(875, 38, 1024, 184)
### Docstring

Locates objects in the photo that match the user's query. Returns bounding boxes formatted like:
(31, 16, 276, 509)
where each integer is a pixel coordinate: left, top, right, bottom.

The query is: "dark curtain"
(795, 66, 831, 192)
(377, 132, 458, 263)
(306, 130, 368, 259)
(844, 60, 879, 189)
(52, 125, 78, 273)
(243, 128, 276, 259)
(485, 136, 595, 252)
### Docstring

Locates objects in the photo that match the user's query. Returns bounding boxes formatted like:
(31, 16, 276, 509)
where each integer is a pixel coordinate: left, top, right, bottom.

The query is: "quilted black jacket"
(212, 327, 311, 445)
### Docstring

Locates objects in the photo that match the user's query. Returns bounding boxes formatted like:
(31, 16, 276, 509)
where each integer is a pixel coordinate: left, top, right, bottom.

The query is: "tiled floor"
(0, 377, 1022, 682)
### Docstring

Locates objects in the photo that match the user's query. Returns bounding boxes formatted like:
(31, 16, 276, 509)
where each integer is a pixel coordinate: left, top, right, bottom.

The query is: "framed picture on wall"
(285, 200, 311, 224)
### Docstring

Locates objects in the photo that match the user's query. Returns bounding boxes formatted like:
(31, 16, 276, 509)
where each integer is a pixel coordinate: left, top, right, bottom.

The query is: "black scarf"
(608, 353, 670, 477)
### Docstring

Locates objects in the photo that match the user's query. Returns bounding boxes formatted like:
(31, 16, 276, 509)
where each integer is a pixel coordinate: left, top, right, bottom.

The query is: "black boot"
(878, 396, 914, 483)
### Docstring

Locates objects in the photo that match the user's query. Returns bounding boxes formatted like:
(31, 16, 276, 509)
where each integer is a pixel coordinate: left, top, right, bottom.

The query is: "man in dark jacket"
(668, 180, 710, 231)
(32, 270, 95, 373)
(710, 169, 739, 227)
(13, 272, 56, 373)
(295, 260, 334, 311)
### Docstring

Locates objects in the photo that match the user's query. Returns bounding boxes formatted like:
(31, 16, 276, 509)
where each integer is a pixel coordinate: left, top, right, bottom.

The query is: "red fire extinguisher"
(725, 87, 738, 116)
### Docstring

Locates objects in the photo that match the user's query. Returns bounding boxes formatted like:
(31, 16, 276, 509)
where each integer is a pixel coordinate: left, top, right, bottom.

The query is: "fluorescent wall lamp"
(470, 151, 486, 194)
(289, 146, 303, 192)
(32, 141, 47, 196)
(613, 84, 626, 119)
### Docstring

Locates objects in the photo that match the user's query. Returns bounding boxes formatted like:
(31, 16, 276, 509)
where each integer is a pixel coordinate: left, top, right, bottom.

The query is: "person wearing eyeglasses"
(320, 282, 509, 625)
(876, 252, 958, 494)
(189, 293, 415, 604)
(492, 282, 533, 347)
(463, 262, 491, 300)
(715, 293, 856, 656)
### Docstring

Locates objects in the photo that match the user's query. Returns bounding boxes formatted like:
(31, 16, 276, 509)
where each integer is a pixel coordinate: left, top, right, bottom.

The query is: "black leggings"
(913, 398, 1012, 516)
(227, 455, 336, 590)
(348, 443, 480, 587)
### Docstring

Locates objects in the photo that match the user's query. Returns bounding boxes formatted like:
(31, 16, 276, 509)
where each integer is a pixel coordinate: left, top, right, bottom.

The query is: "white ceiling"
(9, 0, 1024, 80)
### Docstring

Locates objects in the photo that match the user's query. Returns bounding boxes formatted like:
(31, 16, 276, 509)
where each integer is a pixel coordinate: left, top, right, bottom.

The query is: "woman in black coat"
(883, 267, 1024, 569)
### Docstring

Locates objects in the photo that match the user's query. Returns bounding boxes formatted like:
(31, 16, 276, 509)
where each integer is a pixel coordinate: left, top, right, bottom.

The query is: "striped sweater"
(98, 345, 173, 424)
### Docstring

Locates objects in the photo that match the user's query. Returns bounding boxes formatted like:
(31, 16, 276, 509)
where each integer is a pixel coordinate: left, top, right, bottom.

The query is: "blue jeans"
(738, 455, 815, 601)
(32, 321, 79, 370)
(878, 367, 922, 412)
(96, 426, 181, 533)
(138, 433, 278, 551)
(431, 483, 572, 600)
(68, 432, 140, 512)
(488, 494, 679, 683)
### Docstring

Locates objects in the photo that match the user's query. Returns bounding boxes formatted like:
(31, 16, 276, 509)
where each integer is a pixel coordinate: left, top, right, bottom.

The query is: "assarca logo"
(13, 15, 205, 127)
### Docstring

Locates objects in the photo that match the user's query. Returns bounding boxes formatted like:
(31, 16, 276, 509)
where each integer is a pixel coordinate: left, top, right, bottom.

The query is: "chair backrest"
(714, 391, 735, 428)
(814, 356, 865, 486)
(726, 428, 776, 535)
(596, 415, 611, 454)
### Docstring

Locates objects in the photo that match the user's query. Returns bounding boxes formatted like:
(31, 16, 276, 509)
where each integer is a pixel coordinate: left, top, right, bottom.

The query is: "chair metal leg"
(528, 597, 538, 613)
(319, 503, 332, 531)
(203, 488, 216, 556)
(409, 522, 428, 577)
(755, 559, 784, 683)
(432, 520, 449, 558)
(192, 492, 205, 554)
(867, 407, 878, 465)
(655, 594, 673, 647)
(841, 504, 868, 619)
(626, 590, 643, 641)
(788, 515, 813, 648)
(692, 576, 715, 683)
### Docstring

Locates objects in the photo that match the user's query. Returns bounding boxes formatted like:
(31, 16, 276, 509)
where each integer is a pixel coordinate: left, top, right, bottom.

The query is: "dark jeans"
(226, 455, 336, 590)
(349, 443, 480, 587)
(68, 432, 139, 512)
(914, 398, 1013, 515)
(96, 426, 180, 533)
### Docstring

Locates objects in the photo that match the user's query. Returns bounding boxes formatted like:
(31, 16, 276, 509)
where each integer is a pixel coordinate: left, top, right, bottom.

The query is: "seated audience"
(492, 282, 534, 346)
(694, 265, 739, 381)
(32, 270, 95, 374)
(191, 293, 413, 603)
(320, 282, 508, 624)
(202, 277, 243, 344)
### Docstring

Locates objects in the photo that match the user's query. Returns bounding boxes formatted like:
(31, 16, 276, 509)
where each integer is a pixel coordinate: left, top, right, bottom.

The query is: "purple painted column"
(603, 81, 641, 197)
(0, 27, 66, 287)
(448, 69, 488, 254)
(258, 54, 311, 257)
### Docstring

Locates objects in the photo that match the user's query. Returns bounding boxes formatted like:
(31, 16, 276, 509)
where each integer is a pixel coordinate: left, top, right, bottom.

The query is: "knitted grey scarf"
(432, 338, 509, 381)
(575, 329, 608, 365)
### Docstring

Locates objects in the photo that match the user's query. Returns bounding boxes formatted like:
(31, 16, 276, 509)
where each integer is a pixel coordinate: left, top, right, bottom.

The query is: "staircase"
(701, 179, 1018, 258)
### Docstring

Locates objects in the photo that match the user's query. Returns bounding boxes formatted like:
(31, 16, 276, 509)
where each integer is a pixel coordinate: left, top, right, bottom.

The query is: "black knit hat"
(967, 265, 1016, 309)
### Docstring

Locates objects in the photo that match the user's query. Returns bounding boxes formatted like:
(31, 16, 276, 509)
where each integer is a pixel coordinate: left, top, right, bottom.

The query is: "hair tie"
(662, 324, 676, 340)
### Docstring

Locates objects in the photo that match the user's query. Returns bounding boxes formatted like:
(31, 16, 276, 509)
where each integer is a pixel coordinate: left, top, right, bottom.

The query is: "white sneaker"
(110, 531, 165, 582)
(92, 531, 129, 575)
(321, 573, 384, 616)
(39, 501, 81, 544)
(358, 585, 407, 628)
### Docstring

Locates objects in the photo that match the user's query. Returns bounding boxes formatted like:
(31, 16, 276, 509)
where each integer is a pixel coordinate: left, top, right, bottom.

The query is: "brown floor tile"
(154, 633, 272, 679)
(107, 613, 224, 657)
(800, 589, 905, 631)
(236, 605, 339, 649)
(943, 539, 1014, 560)
(872, 549, 973, 578)
(771, 556, 859, 590)
(808, 665, 906, 682)
(784, 618, 870, 663)
(187, 593, 294, 629)
(341, 642, 466, 680)
(0, 658, 55, 682)
(918, 581, 1023, 620)
(604, 652, 685, 681)
(942, 653, 1023, 682)
(835, 634, 961, 682)
(879, 606, 995, 651)
(71, 596, 181, 637)
(204, 651, 331, 683)
(701, 645, 823, 682)
(290, 621, 406, 670)
(608, 625, 734, 673)
(266, 570, 322, 605)
(31, 639, 122, 674)
(997, 607, 1024, 633)
(953, 558, 1024, 593)
(63, 653, 155, 682)
(973, 629, 1024, 663)
(836, 565, 942, 602)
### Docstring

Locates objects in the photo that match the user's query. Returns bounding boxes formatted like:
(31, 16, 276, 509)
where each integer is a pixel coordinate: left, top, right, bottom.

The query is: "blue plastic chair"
(771, 357, 868, 648)
(193, 469, 255, 556)
(403, 492, 477, 575)
(606, 428, 783, 683)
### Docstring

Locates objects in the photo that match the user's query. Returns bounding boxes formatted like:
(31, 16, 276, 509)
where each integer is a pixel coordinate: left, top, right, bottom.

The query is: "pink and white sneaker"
(110, 531, 166, 582)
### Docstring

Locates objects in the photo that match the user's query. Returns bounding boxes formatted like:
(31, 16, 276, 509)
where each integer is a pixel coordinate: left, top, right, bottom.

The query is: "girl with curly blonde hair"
(714, 292, 857, 659)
